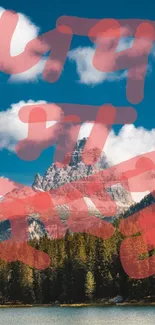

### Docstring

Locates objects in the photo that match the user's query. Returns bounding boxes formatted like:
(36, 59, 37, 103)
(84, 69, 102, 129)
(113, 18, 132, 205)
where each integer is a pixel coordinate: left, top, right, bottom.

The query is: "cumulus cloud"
(0, 9, 154, 85)
(0, 100, 47, 151)
(1, 102, 155, 167)
(105, 124, 155, 202)
(105, 124, 155, 165)
(68, 46, 127, 85)
(78, 123, 155, 165)
(68, 34, 153, 85)
(0, 100, 155, 202)
(9, 59, 46, 83)
(0, 7, 45, 82)
(78, 122, 155, 202)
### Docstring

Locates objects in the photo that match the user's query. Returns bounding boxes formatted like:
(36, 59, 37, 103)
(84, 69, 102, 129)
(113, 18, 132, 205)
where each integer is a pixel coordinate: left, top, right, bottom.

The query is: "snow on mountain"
(0, 138, 134, 240)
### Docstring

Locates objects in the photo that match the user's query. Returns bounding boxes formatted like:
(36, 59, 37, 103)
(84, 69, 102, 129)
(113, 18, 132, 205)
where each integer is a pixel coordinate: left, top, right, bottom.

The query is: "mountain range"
(1, 138, 153, 241)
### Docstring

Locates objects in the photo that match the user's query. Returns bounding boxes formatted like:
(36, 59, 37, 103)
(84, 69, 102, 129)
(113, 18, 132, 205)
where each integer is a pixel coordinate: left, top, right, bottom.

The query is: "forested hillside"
(0, 224, 154, 305)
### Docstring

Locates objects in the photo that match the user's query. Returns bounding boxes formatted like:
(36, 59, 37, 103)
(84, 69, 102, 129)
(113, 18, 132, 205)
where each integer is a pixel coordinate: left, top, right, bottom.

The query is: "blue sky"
(0, 0, 155, 186)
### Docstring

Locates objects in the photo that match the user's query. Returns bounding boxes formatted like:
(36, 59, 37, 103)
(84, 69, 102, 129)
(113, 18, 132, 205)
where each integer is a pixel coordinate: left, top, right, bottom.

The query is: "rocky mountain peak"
(0, 138, 134, 241)
(32, 138, 109, 192)
(32, 138, 134, 215)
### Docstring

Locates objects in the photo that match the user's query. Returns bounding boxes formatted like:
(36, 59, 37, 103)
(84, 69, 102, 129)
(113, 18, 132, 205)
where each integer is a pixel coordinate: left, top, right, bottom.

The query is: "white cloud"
(0, 100, 155, 203)
(0, 100, 47, 151)
(1, 102, 155, 171)
(78, 123, 155, 202)
(68, 35, 153, 85)
(9, 59, 46, 83)
(68, 46, 127, 85)
(0, 7, 39, 56)
(105, 124, 155, 165)
(78, 123, 155, 165)
(105, 124, 155, 202)
(0, 7, 45, 82)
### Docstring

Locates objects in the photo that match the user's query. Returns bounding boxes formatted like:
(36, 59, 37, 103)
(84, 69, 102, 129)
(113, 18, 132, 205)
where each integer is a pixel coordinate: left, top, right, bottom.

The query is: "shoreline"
(0, 302, 155, 308)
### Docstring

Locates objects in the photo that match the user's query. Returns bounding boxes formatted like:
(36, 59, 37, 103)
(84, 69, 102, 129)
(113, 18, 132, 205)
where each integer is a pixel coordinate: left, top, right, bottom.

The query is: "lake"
(0, 306, 155, 325)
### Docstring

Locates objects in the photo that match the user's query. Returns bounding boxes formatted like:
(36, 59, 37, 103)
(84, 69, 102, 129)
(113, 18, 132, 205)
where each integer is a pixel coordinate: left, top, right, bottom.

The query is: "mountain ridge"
(0, 138, 134, 240)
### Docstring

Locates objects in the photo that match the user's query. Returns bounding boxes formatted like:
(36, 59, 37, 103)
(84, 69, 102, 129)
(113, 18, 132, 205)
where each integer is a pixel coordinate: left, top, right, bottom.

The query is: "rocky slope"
(0, 138, 134, 241)
(31, 138, 134, 237)
(32, 138, 134, 215)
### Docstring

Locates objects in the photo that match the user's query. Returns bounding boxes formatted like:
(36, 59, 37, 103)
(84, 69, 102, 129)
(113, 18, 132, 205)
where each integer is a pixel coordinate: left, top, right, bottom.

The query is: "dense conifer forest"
(0, 211, 154, 305)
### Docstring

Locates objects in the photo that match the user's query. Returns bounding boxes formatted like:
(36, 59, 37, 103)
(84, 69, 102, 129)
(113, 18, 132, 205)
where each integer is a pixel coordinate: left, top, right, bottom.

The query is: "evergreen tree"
(85, 271, 95, 301)
(0, 260, 10, 304)
(33, 269, 42, 303)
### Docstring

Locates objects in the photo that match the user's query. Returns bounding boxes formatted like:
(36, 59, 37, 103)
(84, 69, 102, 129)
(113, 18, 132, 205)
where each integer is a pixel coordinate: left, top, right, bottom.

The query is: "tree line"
(0, 219, 155, 305)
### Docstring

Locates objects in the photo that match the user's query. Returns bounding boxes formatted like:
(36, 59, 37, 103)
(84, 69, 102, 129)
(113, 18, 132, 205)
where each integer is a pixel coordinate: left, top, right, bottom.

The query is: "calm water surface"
(0, 306, 155, 325)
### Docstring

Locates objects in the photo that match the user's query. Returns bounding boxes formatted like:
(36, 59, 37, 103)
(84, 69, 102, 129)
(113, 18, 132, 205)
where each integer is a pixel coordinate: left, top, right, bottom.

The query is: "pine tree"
(71, 259, 86, 302)
(33, 269, 42, 303)
(85, 271, 95, 301)
(8, 261, 23, 303)
(0, 260, 10, 304)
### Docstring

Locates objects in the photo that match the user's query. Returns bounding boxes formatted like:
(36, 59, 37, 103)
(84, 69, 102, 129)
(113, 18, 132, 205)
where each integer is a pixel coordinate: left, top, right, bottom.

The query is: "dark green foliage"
(0, 227, 153, 304)
(123, 192, 155, 220)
